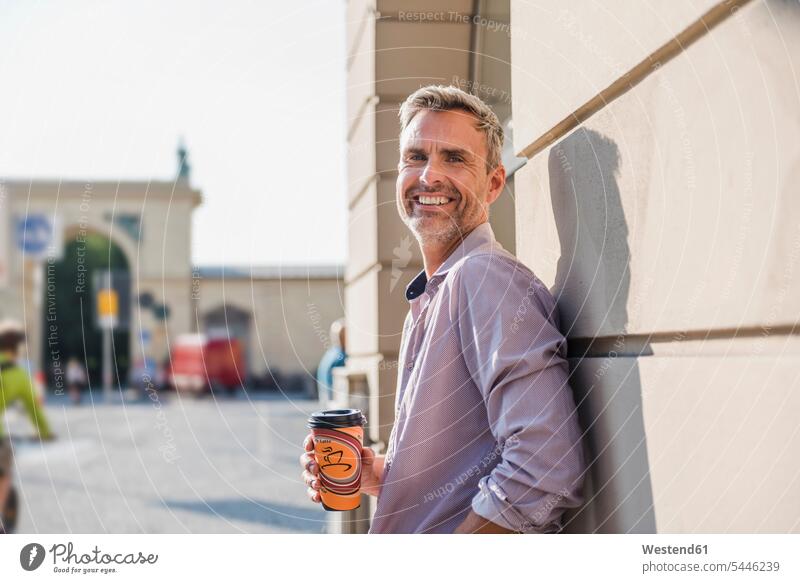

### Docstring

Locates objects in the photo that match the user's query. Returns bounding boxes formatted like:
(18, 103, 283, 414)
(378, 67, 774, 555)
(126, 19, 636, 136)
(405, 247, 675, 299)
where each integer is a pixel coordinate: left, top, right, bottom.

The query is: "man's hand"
(453, 510, 515, 534)
(299, 434, 385, 504)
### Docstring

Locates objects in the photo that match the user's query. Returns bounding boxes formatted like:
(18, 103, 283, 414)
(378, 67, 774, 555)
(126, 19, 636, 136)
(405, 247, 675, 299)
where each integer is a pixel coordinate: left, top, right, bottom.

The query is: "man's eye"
(447, 155, 464, 163)
(409, 154, 426, 161)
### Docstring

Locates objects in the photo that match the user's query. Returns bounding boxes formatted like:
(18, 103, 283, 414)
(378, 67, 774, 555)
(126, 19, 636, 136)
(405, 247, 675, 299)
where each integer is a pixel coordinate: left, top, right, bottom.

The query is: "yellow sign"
(98, 288, 118, 319)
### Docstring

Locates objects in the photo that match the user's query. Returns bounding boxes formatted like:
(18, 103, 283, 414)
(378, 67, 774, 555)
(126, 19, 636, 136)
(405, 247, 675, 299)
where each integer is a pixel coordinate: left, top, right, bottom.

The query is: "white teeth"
(418, 195, 450, 205)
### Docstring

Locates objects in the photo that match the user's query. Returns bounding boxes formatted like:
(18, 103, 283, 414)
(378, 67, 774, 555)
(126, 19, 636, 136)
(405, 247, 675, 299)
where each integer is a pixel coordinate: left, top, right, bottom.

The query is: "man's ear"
(486, 164, 506, 206)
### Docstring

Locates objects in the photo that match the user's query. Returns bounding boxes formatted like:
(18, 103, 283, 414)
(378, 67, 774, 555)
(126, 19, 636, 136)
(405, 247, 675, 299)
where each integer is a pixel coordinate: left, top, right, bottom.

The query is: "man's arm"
(454, 255, 586, 533)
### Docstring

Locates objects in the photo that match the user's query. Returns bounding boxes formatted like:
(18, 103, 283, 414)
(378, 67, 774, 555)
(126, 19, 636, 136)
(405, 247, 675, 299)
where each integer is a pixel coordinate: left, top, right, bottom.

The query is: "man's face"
(397, 109, 505, 245)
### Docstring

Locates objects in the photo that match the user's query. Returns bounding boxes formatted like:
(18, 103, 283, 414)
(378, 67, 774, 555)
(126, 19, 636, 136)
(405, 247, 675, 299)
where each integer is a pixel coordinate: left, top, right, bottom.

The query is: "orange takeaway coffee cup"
(308, 409, 367, 511)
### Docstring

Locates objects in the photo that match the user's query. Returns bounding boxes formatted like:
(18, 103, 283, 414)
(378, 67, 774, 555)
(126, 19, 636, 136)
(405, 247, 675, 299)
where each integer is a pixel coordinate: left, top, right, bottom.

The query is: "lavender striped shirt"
(369, 222, 586, 534)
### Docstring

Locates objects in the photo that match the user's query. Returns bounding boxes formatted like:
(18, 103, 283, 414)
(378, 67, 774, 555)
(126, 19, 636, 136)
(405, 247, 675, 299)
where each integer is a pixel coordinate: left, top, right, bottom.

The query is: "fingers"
(361, 445, 374, 466)
(303, 469, 321, 490)
(303, 465, 322, 504)
(301, 434, 322, 504)
(299, 451, 318, 475)
(303, 470, 319, 493)
(306, 486, 321, 503)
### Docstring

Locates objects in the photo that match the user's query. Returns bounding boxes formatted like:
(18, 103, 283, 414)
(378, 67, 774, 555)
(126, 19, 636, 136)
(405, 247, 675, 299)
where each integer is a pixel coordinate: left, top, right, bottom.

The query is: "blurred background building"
(338, 0, 799, 533)
(0, 0, 350, 535)
(0, 158, 344, 395)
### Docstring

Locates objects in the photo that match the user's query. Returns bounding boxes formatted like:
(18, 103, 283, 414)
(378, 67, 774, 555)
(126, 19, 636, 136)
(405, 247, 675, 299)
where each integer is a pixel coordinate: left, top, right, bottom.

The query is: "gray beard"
(405, 213, 464, 246)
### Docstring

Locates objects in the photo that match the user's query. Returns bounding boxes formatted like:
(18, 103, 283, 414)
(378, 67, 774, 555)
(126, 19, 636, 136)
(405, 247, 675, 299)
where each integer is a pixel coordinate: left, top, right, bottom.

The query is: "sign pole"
(97, 271, 118, 402)
(103, 324, 112, 401)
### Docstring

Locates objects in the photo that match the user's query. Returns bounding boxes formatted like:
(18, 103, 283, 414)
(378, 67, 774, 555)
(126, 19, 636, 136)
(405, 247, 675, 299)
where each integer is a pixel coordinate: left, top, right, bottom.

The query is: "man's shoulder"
(448, 247, 542, 289)
(445, 249, 559, 318)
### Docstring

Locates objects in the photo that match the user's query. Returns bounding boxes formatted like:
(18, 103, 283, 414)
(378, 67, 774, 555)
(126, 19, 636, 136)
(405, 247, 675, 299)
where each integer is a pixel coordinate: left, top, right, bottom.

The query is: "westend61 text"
(642, 544, 708, 555)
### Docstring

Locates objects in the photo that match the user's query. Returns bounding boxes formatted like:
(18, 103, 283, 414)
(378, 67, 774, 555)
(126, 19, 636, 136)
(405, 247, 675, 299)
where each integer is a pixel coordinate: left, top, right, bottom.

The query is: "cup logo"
(314, 428, 362, 496)
(20, 543, 46, 571)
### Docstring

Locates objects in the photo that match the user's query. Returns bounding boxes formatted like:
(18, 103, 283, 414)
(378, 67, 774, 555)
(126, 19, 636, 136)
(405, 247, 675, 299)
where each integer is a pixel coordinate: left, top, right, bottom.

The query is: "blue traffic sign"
(15, 215, 53, 254)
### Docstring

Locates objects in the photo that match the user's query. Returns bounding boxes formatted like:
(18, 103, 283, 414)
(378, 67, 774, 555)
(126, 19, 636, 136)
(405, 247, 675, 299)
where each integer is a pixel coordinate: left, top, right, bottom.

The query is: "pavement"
(4, 389, 328, 533)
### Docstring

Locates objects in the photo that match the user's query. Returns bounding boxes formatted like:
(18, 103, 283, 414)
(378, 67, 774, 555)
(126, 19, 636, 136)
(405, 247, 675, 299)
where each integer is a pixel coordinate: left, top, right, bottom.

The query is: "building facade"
(342, 0, 799, 533)
(0, 178, 344, 392)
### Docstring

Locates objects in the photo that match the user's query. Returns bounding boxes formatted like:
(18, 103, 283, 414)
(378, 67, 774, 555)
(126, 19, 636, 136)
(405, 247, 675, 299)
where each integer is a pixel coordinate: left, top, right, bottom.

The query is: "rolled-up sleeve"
(452, 255, 586, 533)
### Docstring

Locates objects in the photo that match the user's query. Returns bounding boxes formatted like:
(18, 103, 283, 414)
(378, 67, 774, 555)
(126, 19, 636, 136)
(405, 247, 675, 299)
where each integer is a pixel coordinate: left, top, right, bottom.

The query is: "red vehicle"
(168, 334, 244, 394)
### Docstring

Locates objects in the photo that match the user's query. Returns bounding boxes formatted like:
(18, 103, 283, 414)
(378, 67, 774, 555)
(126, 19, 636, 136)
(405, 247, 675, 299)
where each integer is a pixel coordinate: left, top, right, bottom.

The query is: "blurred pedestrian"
(316, 318, 346, 403)
(0, 320, 55, 533)
(66, 357, 86, 405)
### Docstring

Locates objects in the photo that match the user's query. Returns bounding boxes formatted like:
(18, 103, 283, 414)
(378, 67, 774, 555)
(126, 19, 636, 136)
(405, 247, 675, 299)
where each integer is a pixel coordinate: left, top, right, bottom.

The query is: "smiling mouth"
(410, 194, 456, 207)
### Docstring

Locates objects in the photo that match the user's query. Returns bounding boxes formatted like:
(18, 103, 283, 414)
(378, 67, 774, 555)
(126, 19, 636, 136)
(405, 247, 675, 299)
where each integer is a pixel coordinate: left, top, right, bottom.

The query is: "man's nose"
(419, 158, 446, 186)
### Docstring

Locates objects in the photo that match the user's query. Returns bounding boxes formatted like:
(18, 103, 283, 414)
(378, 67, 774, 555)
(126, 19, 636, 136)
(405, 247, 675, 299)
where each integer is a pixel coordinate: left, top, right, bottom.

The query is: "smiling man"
(302, 85, 586, 533)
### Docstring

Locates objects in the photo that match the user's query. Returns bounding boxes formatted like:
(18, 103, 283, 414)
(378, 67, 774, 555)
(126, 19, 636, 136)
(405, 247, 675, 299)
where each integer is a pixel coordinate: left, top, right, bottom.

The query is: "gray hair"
(398, 85, 504, 171)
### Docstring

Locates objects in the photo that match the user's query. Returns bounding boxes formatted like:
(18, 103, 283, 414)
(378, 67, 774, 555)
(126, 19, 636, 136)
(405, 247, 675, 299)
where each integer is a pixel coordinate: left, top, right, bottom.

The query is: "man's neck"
(420, 225, 479, 278)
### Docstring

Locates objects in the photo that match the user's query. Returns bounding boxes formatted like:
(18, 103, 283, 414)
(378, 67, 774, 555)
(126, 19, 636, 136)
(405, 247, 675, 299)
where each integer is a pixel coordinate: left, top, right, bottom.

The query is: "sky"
(0, 0, 347, 267)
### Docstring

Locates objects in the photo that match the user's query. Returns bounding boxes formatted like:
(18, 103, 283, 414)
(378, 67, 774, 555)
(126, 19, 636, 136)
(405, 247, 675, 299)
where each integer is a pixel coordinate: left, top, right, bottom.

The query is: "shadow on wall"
(548, 128, 656, 533)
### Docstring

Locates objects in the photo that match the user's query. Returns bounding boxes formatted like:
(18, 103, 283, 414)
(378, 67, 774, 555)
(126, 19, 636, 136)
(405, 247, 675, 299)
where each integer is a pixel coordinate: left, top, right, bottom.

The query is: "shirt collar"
(404, 222, 497, 301)
(405, 270, 428, 301)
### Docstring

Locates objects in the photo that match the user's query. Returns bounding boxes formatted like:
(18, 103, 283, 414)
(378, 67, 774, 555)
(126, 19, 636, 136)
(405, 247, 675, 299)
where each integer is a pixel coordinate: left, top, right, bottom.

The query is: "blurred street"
(4, 391, 326, 534)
